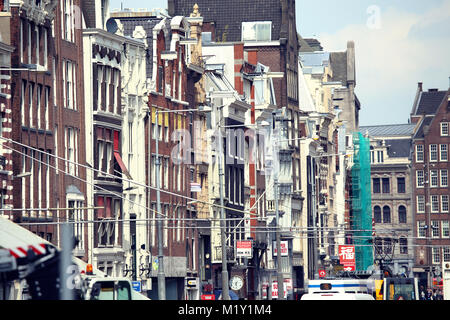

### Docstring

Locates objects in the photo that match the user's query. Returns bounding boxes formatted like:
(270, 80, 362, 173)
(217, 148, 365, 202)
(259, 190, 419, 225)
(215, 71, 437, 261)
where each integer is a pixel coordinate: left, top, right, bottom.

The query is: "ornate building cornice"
(10, 0, 58, 25)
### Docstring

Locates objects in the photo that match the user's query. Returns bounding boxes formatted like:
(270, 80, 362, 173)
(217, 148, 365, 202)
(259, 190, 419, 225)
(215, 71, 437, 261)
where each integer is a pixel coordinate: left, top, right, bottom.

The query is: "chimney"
(418, 82, 422, 92)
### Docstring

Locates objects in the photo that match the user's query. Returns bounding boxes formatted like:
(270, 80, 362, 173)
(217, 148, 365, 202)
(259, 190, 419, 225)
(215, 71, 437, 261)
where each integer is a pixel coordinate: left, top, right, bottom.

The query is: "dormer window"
(242, 21, 271, 42)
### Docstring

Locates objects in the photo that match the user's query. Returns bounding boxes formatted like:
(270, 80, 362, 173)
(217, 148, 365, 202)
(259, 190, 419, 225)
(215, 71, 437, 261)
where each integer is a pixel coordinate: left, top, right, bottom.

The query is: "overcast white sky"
(110, 0, 450, 126)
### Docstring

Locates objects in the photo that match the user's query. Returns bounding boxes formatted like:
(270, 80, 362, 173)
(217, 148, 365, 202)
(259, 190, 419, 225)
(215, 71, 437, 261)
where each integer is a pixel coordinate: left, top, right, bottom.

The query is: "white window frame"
(417, 195, 425, 213)
(441, 170, 448, 187)
(45, 87, 49, 130)
(430, 170, 438, 188)
(431, 195, 439, 213)
(417, 221, 426, 238)
(430, 144, 438, 162)
(28, 23, 32, 64)
(431, 220, 440, 238)
(432, 247, 441, 264)
(442, 221, 450, 238)
(416, 170, 424, 188)
(440, 144, 448, 161)
(37, 85, 41, 129)
(415, 144, 424, 162)
(442, 195, 449, 213)
(21, 81, 26, 125)
(444, 248, 450, 262)
(35, 25, 40, 66)
(441, 122, 449, 136)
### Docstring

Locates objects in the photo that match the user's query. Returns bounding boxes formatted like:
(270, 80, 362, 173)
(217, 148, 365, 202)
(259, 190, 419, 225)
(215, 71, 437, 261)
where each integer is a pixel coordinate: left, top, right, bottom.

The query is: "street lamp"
(152, 106, 211, 300)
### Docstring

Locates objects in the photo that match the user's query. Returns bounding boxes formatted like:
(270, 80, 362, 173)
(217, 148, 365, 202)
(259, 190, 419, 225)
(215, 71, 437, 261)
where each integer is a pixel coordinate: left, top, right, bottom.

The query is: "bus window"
(117, 281, 132, 300)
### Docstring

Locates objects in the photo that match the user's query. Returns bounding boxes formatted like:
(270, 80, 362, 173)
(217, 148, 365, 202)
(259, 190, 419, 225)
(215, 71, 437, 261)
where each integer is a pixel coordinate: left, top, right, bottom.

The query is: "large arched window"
(383, 206, 391, 223)
(374, 206, 382, 223)
(399, 205, 407, 224)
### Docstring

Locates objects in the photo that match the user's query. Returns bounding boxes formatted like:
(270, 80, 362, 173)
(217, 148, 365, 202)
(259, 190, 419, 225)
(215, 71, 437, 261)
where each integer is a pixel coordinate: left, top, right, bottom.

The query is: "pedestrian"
(419, 286, 426, 300)
(426, 288, 433, 300)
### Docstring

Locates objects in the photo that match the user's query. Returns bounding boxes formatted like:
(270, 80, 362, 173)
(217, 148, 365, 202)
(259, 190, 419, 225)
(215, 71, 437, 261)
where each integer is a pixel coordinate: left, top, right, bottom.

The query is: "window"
(382, 178, 390, 193)
(430, 170, 438, 187)
(440, 144, 448, 161)
(397, 177, 405, 193)
(442, 195, 449, 213)
(377, 150, 384, 163)
(373, 206, 381, 223)
(416, 145, 424, 162)
(35, 25, 40, 66)
(37, 85, 41, 128)
(398, 206, 407, 224)
(441, 170, 448, 187)
(442, 221, 449, 238)
(383, 206, 391, 223)
(444, 248, 450, 262)
(399, 238, 408, 254)
(432, 220, 440, 238)
(417, 221, 426, 238)
(373, 178, 380, 194)
(242, 21, 272, 42)
(29, 83, 34, 127)
(20, 20, 24, 63)
(441, 122, 449, 136)
(430, 144, 438, 162)
(66, 127, 77, 175)
(416, 170, 424, 187)
(45, 87, 49, 130)
(21, 80, 26, 125)
(68, 200, 84, 251)
(432, 247, 441, 264)
(431, 195, 439, 213)
(27, 23, 31, 64)
(417, 195, 425, 213)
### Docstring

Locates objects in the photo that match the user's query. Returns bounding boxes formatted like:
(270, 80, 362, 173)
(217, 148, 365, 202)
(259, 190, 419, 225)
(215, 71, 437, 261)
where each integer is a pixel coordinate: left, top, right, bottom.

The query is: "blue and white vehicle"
(306, 279, 371, 295)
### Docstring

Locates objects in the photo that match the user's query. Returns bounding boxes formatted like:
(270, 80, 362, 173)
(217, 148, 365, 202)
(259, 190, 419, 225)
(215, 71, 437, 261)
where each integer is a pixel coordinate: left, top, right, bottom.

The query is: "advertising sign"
(236, 240, 253, 258)
(271, 281, 287, 299)
(339, 245, 356, 271)
(273, 241, 288, 256)
(319, 270, 326, 278)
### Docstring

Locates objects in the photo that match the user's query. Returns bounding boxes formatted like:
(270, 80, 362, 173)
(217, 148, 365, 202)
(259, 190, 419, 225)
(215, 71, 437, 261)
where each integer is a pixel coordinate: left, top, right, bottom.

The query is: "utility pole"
(212, 96, 230, 301)
(155, 110, 166, 300)
(273, 116, 284, 300)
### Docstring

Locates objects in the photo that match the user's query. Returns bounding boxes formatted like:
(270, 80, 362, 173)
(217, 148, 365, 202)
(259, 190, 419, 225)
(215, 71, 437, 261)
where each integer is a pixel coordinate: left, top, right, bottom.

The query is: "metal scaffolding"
(351, 132, 373, 271)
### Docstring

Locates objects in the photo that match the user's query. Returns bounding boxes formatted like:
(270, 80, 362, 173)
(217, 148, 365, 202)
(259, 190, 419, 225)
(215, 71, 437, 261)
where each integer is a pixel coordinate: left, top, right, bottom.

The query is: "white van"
(301, 293, 375, 300)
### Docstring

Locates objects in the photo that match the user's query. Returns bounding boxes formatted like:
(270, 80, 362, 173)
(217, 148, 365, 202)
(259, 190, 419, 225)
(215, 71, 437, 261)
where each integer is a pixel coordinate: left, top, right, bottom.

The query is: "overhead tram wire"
(0, 136, 262, 218)
(0, 138, 266, 225)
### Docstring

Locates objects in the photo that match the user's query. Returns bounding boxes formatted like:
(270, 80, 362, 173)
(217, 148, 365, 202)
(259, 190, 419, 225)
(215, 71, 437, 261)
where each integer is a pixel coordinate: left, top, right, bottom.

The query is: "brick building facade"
(410, 83, 450, 289)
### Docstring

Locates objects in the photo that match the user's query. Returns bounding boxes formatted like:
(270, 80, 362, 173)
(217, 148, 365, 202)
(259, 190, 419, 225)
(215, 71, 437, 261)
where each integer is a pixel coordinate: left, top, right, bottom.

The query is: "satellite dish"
(106, 18, 118, 34)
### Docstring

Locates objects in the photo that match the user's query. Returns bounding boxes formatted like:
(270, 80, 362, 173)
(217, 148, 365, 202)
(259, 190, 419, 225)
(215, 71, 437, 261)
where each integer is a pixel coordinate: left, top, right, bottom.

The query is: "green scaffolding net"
(351, 132, 373, 271)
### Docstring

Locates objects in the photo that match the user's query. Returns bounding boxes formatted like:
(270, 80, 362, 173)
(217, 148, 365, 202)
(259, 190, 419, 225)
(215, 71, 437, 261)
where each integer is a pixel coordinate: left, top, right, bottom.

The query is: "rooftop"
(359, 123, 417, 137)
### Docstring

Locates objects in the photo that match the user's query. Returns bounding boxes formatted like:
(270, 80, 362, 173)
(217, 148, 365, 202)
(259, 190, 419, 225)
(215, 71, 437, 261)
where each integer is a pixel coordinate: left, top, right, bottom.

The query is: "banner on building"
(339, 245, 356, 271)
